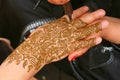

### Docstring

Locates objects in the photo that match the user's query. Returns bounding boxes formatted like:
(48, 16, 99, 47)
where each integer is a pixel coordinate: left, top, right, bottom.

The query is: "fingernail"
(83, 6, 89, 11)
(95, 37, 102, 44)
(97, 9, 106, 16)
(68, 54, 77, 61)
(101, 20, 109, 29)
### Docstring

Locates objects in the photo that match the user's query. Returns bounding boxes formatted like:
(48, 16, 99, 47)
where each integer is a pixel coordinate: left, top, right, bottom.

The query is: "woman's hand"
(69, 6, 120, 61)
(47, 0, 108, 61)
(0, 6, 108, 80)
(68, 6, 109, 61)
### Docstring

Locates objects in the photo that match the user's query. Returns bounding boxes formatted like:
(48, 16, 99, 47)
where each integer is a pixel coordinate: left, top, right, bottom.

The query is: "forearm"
(0, 15, 101, 80)
(0, 42, 42, 80)
(0, 29, 46, 80)
(101, 16, 120, 44)
(0, 26, 46, 80)
(0, 60, 37, 80)
(0, 40, 38, 80)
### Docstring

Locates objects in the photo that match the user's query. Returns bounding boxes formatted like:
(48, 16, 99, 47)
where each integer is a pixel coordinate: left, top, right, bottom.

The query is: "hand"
(69, 8, 120, 61)
(4, 6, 107, 73)
(0, 6, 108, 80)
(48, 0, 70, 5)
(68, 6, 109, 61)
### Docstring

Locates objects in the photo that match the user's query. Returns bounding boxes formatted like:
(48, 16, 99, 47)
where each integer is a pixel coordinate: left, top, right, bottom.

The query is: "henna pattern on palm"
(5, 16, 101, 72)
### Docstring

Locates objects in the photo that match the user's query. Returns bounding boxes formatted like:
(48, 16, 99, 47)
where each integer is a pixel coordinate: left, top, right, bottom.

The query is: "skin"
(0, 1, 118, 79)
(48, 0, 70, 5)
(101, 16, 120, 44)
(69, 7, 120, 61)
(68, 7, 109, 61)
(0, 38, 38, 80)
(0, 7, 108, 80)
(48, 0, 120, 61)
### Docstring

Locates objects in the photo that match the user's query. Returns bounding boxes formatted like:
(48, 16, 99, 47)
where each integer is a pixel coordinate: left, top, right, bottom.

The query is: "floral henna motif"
(5, 16, 101, 72)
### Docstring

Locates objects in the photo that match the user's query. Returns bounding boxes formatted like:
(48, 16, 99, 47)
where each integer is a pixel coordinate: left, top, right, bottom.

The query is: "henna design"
(5, 16, 101, 72)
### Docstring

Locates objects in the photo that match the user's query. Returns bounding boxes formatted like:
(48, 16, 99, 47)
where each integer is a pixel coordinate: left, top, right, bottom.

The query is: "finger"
(68, 37, 102, 61)
(74, 20, 108, 40)
(85, 32, 100, 40)
(48, 0, 70, 5)
(80, 9, 106, 24)
(0, 38, 10, 45)
(72, 6, 89, 19)
(0, 38, 14, 50)
(85, 20, 109, 39)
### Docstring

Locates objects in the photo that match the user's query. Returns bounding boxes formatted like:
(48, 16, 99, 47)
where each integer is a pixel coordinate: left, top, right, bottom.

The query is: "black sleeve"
(1, 0, 120, 48)
(0, 40, 13, 64)
(1, 0, 64, 48)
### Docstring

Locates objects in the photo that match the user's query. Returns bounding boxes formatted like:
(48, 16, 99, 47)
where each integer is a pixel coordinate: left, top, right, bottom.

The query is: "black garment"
(0, 0, 113, 48)
(0, 0, 64, 48)
(1, 0, 120, 80)
(0, 40, 12, 64)
(70, 41, 120, 80)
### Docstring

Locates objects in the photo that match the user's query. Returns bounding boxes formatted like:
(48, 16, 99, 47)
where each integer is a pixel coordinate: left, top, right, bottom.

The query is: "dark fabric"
(109, 0, 120, 18)
(0, 0, 120, 80)
(70, 40, 120, 80)
(0, 0, 114, 48)
(0, 0, 115, 47)
(0, 0, 64, 48)
(0, 41, 12, 64)
(0, 0, 1, 5)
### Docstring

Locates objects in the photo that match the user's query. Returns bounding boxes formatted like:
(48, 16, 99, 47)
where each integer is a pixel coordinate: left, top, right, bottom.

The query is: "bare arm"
(0, 7, 106, 80)
(101, 16, 120, 44)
